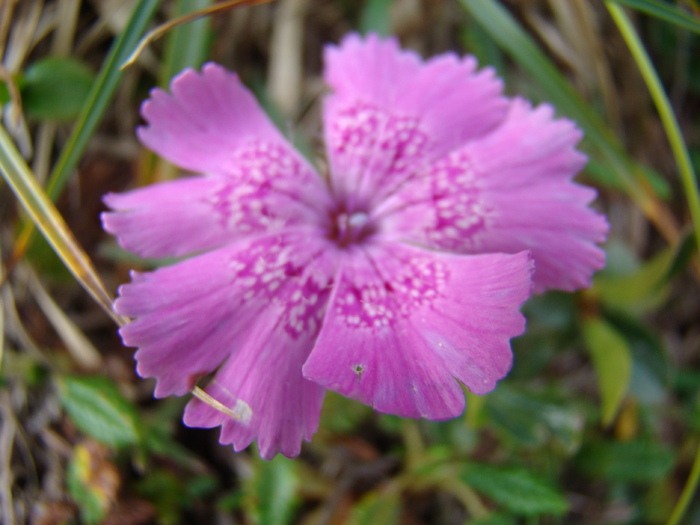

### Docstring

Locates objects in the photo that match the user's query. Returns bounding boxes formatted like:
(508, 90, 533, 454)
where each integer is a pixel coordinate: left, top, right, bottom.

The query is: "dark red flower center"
(327, 208, 377, 247)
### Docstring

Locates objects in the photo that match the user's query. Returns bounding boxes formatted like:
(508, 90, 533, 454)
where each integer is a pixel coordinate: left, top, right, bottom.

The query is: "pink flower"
(103, 34, 607, 459)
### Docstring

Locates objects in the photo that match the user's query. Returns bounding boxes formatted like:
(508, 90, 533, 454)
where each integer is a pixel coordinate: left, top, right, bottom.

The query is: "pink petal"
(116, 230, 336, 402)
(303, 243, 532, 419)
(182, 316, 326, 460)
(384, 98, 608, 292)
(103, 142, 327, 259)
(140, 64, 308, 175)
(322, 33, 507, 208)
(118, 231, 336, 458)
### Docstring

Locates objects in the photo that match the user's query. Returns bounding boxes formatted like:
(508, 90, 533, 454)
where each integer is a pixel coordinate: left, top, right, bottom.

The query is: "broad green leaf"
(608, 0, 700, 35)
(136, 469, 188, 525)
(21, 57, 94, 121)
(360, 0, 393, 36)
(605, 312, 670, 405)
(319, 390, 372, 435)
(58, 375, 141, 448)
(348, 485, 401, 525)
(461, 464, 568, 517)
(575, 440, 675, 483)
(581, 317, 633, 425)
(511, 292, 578, 379)
(593, 246, 675, 314)
(485, 385, 584, 454)
(246, 455, 299, 525)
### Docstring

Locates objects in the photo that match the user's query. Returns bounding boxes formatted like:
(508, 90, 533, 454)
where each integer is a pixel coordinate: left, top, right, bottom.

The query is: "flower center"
(328, 209, 377, 247)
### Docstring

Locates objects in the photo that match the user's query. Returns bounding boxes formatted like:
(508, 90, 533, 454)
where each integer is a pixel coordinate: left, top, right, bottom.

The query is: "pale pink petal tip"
(389, 95, 606, 293)
(137, 62, 288, 175)
(101, 178, 235, 259)
(467, 98, 608, 292)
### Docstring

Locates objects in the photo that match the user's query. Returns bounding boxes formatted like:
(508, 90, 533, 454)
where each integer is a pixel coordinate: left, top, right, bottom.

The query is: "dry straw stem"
(0, 124, 126, 327)
(25, 266, 103, 371)
(121, 0, 277, 70)
(0, 240, 4, 374)
(267, 0, 310, 117)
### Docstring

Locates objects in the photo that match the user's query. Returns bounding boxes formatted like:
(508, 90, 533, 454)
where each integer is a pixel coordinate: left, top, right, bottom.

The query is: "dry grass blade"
(25, 266, 103, 371)
(0, 240, 4, 374)
(0, 124, 126, 327)
(121, 0, 277, 70)
(0, 391, 17, 525)
(267, 0, 309, 117)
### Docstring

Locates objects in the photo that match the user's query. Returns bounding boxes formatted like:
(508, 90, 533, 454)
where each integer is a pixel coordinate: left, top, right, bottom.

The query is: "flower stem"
(606, 2, 700, 259)
(666, 439, 700, 525)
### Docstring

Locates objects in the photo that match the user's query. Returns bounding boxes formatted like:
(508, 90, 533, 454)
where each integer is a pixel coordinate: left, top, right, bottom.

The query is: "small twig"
(0, 391, 17, 525)
(121, 0, 277, 70)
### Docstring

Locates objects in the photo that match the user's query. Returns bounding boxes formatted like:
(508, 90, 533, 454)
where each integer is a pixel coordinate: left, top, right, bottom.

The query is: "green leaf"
(608, 0, 700, 35)
(348, 484, 401, 525)
(593, 246, 675, 314)
(485, 385, 584, 454)
(605, 312, 670, 405)
(58, 375, 141, 448)
(246, 455, 299, 525)
(461, 464, 569, 517)
(66, 443, 115, 524)
(136, 469, 188, 525)
(469, 513, 517, 525)
(581, 317, 633, 425)
(21, 57, 94, 121)
(360, 0, 393, 36)
(576, 440, 675, 483)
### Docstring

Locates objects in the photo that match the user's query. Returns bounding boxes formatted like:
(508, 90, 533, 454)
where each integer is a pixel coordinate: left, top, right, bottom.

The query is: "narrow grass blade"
(0, 125, 126, 327)
(606, 2, 700, 269)
(459, 0, 680, 244)
(159, 0, 213, 87)
(609, 0, 700, 35)
(45, 0, 160, 201)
